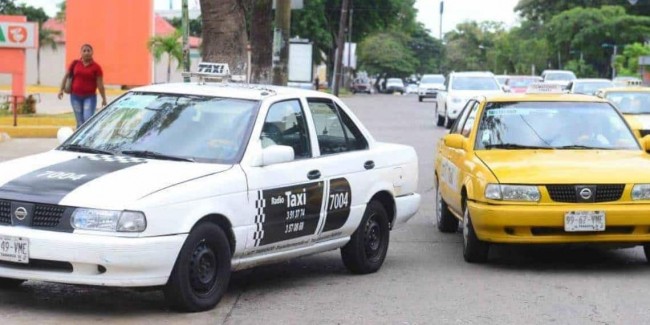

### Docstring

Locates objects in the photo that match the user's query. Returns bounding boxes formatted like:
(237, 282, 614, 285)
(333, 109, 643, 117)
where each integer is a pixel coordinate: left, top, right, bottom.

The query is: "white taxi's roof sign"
(526, 83, 566, 94)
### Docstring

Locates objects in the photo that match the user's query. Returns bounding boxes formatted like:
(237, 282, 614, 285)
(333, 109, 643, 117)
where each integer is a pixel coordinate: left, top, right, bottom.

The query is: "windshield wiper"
(59, 144, 114, 155)
(120, 150, 195, 162)
(555, 145, 612, 150)
(484, 143, 553, 150)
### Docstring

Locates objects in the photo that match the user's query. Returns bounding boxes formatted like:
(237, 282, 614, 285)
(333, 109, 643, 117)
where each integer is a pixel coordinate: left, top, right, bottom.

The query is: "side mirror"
(260, 145, 295, 166)
(57, 127, 74, 144)
(443, 134, 468, 150)
(642, 135, 650, 152)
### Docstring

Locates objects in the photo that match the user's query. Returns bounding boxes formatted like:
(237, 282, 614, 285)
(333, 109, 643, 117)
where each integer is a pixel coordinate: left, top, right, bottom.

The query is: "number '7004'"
(37, 171, 86, 181)
(329, 192, 349, 210)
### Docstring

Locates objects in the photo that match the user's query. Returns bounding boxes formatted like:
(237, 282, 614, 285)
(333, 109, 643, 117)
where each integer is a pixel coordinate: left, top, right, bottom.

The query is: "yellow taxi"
(434, 84, 650, 263)
(595, 87, 650, 139)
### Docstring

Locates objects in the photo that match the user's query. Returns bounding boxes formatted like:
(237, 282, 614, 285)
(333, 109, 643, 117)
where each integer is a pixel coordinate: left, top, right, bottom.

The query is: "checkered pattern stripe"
(85, 155, 148, 164)
(253, 190, 266, 247)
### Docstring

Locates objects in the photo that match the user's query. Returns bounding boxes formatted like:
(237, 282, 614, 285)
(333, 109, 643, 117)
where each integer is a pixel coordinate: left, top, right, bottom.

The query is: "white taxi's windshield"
(421, 76, 445, 84)
(451, 77, 500, 91)
(545, 72, 576, 81)
(62, 92, 259, 163)
(605, 92, 650, 114)
(475, 102, 639, 150)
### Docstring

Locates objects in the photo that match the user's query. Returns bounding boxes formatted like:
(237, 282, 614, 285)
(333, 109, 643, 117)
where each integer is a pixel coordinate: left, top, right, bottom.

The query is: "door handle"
(307, 170, 321, 180)
(364, 160, 375, 170)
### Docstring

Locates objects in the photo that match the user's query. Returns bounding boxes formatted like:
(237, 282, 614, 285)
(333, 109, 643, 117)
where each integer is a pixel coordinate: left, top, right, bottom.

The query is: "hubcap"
(364, 215, 382, 259)
(189, 240, 218, 295)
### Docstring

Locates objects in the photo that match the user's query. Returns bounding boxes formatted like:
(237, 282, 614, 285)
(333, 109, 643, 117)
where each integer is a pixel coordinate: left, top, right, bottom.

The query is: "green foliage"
(515, 0, 650, 23)
(0, 0, 49, 22)
(148, 31, 183, 82)
(56, 1, 66, 21)
(409, 24, 444, 74)
(615, 43, 650, 77)
(357, 32, 417, 77)
(166, 16, 203, 37)
(443, 21, 508, 73)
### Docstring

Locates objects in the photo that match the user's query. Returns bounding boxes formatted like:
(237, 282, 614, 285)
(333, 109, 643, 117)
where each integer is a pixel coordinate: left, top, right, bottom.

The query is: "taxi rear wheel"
(164, 222, 232, 312)
(435, 176, 458, 233)
(462, 199, 489, 263)
(341, 201, 390, 274)
(0, 277, 25, 288)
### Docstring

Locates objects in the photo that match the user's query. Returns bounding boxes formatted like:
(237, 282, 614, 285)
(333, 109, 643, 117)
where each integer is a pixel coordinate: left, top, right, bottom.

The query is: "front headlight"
(71, 209, 147, 232)
(632, 184, 650, 200)
(485, 184, 540, 202)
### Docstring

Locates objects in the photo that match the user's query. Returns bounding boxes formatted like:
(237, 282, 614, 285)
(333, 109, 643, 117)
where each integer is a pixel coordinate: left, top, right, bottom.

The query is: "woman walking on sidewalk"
(57, 44, 107, 128)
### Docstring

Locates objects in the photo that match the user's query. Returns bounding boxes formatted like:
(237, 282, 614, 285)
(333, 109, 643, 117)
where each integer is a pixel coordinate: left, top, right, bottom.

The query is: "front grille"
(32, 204, 66, 228)
(640, 129, 650, 138)
(0, 200, 10, 225)
(0, 259, 73, 272)
(546, 184, 625, 203)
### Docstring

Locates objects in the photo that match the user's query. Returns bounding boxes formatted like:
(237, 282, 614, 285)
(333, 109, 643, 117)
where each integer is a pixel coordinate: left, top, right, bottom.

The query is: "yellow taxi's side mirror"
(642, 135, 650, 152)
(443, 134, 468, 150)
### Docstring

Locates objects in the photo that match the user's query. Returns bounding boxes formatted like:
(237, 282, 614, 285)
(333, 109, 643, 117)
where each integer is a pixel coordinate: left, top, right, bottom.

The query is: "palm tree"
(37, 26, 61, 85)
(147, 31, 183, 83)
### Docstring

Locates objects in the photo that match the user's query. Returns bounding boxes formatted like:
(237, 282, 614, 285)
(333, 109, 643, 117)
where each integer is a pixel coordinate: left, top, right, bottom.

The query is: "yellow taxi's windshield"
(475, 101, 639, 150)
(605, 92, 650, 114)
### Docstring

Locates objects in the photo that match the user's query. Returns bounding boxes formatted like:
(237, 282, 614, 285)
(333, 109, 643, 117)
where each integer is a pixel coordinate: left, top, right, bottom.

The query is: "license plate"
(0, 236, 29, 264)
(564, 211, 606, 232)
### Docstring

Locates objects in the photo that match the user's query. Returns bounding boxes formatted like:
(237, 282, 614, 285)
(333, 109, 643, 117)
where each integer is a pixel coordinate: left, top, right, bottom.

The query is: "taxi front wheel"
(462, 199, 489, 263)
(164, 222, 232, 312)
(0, 277, 25, 289)
(643, 245, 650, 263)
(341, 201, 390, 274)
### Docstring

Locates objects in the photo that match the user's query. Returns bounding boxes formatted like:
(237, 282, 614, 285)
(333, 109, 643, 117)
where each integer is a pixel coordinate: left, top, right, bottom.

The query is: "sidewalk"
(0, 85, 124, 138)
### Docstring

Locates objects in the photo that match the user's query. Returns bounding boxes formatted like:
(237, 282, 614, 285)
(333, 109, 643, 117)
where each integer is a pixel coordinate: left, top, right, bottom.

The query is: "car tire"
(435, 177, 459, 233)
(418, 96, 423, 102)
(445, 116, 454, 129)
(436, 107, 445, 126)
(164, 222, 232, 312)
(341, 201, 390, 274)
(462, 198, 489, 263)
(0, 277, 25, 289)
(643, 245, 650, 263)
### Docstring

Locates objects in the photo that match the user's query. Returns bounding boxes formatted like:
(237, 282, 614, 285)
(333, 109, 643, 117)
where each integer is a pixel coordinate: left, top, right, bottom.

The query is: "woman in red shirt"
(58, 44, 107, 128)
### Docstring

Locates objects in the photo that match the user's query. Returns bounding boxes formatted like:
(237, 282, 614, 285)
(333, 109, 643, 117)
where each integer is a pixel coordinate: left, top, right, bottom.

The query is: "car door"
(439, 99, 480, 215)
(241, 98, 325, 255)
(304, 97, 373, 242)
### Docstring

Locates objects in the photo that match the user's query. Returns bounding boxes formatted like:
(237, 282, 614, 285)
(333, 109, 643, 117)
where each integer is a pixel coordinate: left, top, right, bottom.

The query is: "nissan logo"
(14, 207, 27, 221)
(579, 188, 593, 200)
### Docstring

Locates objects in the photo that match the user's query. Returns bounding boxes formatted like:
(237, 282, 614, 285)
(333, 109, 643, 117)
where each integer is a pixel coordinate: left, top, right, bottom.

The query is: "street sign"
(0, 22, 37, 48)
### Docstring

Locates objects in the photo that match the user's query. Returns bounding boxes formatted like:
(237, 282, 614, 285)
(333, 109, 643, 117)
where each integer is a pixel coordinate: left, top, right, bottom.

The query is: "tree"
(249, 0, 273, 84)
(357, 32, 417, 86)
(615, 43, 650, 77)
(200, 0, 248, 76)
(408, 24, 444, 74)
(148, 31, 183, 82)
(515, 0, 650, 23)
(55, 1, 65, 21)
(166, 16, 202, 37)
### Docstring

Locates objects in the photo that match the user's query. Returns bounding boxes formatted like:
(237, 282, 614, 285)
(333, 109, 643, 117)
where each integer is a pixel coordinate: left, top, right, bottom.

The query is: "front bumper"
(392, 193, 420, 229)
(418, 89, 438, 98)
(468, 201, 650, 244)
(0, 226, 186, 287)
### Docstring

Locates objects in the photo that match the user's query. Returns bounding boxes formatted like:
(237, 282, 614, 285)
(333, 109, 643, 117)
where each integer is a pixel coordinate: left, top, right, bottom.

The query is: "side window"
(307, 99, 368, 155)
(450, 100, 475, 134)
(262, 99, 311, 159)
(460, 102, 480, 137)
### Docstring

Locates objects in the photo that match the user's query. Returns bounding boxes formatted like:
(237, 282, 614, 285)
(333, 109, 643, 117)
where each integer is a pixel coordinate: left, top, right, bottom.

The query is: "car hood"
(623, 114, 650, 131)
(475, 150, 650, 184)
(0, 150, 232, 209)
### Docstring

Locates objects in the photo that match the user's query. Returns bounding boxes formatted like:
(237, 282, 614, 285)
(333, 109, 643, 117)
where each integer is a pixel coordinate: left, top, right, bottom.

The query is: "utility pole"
(346, 1, 353, 88)
(439, 1, 444, 40)
(612, 45, 618, 79)
(272, 0, 291, 86)
(182, 0, 190, 82)
(333, 0, 350, 96)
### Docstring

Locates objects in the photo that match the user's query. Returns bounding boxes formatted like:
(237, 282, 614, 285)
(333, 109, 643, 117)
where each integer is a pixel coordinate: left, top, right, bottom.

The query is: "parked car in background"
(541, 70, 577, 90)
(385, 78, 405, 94)
(596, 87, 650, 138)
(406, 83, 418, 94)
(568, 79, 615, 95)
(436, 71, 503, 128)
(418, 74, 445, 102)
(351, 78, 373, 94)
(505, 76, 542, 93)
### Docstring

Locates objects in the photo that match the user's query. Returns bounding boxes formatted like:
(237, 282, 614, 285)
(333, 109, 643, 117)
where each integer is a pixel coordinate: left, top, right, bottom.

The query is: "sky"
(19, 0, 520, 38)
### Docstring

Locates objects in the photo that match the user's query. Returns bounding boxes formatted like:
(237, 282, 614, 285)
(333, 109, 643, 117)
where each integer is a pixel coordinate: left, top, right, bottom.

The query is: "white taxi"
(0, 79, 420, 311)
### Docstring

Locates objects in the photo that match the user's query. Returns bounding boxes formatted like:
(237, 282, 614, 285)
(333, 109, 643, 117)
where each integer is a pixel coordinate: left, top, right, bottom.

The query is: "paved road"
(1, 94, 650, 324)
